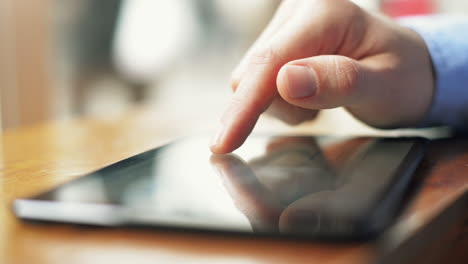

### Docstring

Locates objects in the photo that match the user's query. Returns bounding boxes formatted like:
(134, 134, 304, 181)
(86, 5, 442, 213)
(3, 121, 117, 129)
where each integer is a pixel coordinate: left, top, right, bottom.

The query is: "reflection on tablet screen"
(14, 135, 425, 240)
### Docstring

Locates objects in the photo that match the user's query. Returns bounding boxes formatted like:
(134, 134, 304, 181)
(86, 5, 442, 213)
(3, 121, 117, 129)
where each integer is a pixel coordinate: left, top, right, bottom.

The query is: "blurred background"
(1, 0, 467, 134)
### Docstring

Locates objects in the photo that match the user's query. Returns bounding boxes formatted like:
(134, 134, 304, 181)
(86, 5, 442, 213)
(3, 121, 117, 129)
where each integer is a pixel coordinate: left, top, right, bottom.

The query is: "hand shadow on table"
(210, 136, 376, 238)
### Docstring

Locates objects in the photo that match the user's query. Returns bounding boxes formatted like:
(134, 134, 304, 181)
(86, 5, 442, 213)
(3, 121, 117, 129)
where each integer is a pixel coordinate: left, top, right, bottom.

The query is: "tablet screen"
(14, 135, 425, 240)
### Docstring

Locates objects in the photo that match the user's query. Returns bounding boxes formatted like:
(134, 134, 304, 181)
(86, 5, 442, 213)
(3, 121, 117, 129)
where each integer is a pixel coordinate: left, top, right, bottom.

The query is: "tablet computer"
(14, 135, 425, 240)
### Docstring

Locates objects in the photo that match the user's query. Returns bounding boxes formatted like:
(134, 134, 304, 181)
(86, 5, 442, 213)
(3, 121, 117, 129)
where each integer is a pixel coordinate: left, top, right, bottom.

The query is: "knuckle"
(343, 0, 362, 13)
(248, 46, 281, 69)
(334, 57, 360, 98)
(319, 0, 364, 27)
(231, 46, 282, 92)
(330, 0, 361, 13)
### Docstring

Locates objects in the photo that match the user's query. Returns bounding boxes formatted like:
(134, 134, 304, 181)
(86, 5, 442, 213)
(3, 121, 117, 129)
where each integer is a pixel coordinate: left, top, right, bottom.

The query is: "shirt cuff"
(399, 15, 468, 130)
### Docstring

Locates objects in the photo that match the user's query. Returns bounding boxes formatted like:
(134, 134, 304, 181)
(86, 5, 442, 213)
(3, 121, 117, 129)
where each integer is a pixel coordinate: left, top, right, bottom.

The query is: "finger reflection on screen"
(211, 154, 282, 232)
(210, 136, 371, 235)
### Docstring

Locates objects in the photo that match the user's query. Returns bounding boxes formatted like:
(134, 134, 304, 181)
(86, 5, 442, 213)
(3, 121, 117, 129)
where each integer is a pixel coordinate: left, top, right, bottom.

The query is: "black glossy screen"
(15, 135, 425, 240)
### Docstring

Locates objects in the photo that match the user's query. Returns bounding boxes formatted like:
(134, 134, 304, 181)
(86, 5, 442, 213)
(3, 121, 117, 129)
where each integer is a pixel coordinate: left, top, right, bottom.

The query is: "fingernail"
(210, 124, 227, 151)
(283, 65, 317, 99)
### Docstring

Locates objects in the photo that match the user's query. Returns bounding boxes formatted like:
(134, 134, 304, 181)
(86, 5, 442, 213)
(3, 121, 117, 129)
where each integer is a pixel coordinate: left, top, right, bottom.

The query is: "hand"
(210, 0, 434, 154)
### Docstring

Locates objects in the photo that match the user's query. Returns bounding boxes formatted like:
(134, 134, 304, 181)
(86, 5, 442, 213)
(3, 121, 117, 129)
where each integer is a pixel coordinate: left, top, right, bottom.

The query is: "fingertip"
(211, 96, 266, 154)
(209, 123, 245, 154)
(210, 142, 231, 154)
(210, 128, 234, 154)
(209, 133, 245, 154)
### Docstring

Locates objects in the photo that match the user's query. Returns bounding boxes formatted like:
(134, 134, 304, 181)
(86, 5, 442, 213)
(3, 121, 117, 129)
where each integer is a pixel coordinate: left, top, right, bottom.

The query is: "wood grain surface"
(1, 115, 467, 264)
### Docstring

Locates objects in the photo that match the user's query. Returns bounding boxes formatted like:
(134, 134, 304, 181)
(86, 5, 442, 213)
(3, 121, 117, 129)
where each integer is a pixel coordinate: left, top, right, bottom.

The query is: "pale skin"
(210, 0, 434, 154)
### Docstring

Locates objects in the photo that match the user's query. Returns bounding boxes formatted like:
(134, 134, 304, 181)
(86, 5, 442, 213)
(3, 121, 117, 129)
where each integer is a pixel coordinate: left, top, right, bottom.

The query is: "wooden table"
(1, 115, 467, 264)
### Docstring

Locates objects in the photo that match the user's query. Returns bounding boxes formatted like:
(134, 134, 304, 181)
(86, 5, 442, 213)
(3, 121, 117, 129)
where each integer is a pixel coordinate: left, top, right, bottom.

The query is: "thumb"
(276, 55, 380, 110)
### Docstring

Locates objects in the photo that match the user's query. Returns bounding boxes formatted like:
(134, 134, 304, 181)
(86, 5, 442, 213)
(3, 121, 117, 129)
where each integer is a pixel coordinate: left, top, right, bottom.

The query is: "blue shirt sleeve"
(399, 16, 468, 130)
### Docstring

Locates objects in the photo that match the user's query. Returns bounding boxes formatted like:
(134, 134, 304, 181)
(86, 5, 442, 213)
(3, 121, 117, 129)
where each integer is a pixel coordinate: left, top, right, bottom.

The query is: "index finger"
(210, 0, 348, 154)
(210, 49, 281, 153)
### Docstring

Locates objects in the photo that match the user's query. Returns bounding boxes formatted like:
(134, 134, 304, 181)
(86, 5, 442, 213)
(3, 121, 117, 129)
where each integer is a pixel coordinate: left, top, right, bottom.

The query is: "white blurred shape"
(214, 0, 277, 36)
(350, 0, 380, 11)
(113, 0, 199, 83)
(438, 0, 468, 14)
